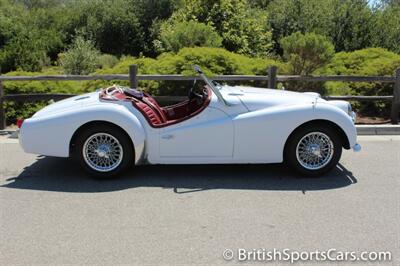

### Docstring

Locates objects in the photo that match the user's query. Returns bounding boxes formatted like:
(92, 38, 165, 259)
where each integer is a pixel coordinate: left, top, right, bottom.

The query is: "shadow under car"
(1, 156, 357, 193)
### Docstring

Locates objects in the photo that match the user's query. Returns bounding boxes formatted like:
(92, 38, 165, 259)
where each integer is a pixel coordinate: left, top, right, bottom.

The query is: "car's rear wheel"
(285, 125, 342, 176)
(75, 124, 134, 178)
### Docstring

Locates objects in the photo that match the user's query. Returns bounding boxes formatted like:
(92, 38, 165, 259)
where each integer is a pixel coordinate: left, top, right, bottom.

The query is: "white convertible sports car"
(19, 66, 360, 178)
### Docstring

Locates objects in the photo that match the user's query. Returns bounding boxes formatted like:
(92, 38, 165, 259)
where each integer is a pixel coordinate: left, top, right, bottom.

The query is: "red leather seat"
(99, 86, 170, 126)
(132, 87, 212, 128)
(135, 101, 164, 125)
(143, 94, 168, 122)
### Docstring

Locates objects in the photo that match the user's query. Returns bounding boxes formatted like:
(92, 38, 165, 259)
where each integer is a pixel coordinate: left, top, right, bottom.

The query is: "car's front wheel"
(75, 124, 134, 178)
(285, 125, 342, 176)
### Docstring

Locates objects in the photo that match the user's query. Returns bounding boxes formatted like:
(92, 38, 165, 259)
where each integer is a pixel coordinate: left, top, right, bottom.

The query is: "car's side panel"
(19, 103, 146, 164)
(19, 90, 357, 166)
(145, 93, 249, 164)
(232, 102, 357, 163)
(159, 106, 233, 157)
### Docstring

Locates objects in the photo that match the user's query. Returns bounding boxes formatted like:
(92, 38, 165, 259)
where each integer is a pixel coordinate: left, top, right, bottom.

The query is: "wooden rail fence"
(0, 65, 399, 129)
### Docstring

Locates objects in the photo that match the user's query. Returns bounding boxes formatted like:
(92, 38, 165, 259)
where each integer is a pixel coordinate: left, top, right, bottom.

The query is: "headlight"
(347, 103, 356, 123)
(347, 103, 352, 114)
(327, 100, 356, 123)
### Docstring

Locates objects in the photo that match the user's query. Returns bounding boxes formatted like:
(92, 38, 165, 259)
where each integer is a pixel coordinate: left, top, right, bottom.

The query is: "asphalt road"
(0, 136, 399, 265)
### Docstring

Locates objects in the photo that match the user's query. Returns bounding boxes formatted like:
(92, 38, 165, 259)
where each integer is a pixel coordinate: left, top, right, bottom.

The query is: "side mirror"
(192, 65, 203, 74)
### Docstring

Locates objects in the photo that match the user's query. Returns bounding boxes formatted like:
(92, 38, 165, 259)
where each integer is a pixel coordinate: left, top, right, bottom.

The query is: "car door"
(159, 106, 234, 158)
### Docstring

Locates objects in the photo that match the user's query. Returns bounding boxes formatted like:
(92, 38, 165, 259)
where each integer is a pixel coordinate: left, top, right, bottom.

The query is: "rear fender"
(19, 104, 146, 164)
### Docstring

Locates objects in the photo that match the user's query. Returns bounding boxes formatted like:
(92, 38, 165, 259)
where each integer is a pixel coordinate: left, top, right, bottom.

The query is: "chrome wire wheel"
(295, 132, 334, 170)
(82, 133, 124, 172)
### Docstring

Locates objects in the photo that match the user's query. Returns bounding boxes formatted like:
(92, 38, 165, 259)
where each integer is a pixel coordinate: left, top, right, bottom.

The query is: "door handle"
(162, 134, 174, 140)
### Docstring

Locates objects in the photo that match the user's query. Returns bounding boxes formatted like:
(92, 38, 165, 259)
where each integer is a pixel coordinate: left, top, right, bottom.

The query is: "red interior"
(100, 86, 212, 128)
(16, 118, 24, 129)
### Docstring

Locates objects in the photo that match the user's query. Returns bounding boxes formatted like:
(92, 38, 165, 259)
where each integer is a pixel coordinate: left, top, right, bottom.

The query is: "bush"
(86, 47, 287, 96)
(279, 32, 335, 94)
(3, 47, 287, 123)
(280, 32, 335, 75)
(155, 21, 222, 53)
(2, 67, 86, 123)
(97, 54, 119, 69)
(59, 36, 100, 75)
(318, 48, 400, 115)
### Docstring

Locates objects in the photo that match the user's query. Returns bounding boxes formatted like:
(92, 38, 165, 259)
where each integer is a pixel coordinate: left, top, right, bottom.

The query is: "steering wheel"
(188, 79, 202, 100)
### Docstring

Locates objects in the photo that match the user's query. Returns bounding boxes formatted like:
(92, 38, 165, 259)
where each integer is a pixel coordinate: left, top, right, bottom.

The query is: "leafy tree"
(59, 0, 179, 57)
(0, 0, 25, 49)
(23, 7, 65, 61)
(155, 21, 222, 53)
(0, 0, 64, 72)
(372, 5, 400, 53)
(168, 0, 273, 57)
(0, 28, 51, 72)
(0, 0, 27, 71)
(267, 0, 374, 53)
(59, 36, 100, 75)
(247, 0, 273, 8)
(14, 0, 67, 9)
(330, 0, 374, 52)
(61, 0, 144, 56)
(133, 0, 181, 55)
(267, 0, 335, 53)
(376, 0, 400, 7)
(280, 32, 335, 75)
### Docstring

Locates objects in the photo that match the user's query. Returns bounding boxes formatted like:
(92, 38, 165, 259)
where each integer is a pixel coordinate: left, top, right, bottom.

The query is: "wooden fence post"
(268, 66, 277, 89)
(0, 80, 5, 130)
(129, 64, 138, 88)
(390, 68, 400, 124)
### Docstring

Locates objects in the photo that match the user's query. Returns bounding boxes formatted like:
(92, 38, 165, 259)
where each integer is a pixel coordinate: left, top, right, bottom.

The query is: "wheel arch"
(284, 119, 351, 154)
(69, 120, 139, 162)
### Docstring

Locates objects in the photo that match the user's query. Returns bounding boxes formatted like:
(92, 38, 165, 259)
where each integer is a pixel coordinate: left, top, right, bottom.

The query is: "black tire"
(284, 124, 342, 177)
(74, 124, 134, 178)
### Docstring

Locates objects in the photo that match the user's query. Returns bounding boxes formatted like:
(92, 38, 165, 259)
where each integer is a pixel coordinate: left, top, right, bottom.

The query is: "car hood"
(32, 92, 102, 118)
(221, 86, 322, 111)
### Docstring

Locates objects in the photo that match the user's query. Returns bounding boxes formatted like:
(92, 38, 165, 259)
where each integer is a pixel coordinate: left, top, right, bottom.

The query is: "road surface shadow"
(2, 157, 357, 193)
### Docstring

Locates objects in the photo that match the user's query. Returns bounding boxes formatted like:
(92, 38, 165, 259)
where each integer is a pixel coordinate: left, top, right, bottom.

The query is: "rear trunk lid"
(32, 92, 101, 118)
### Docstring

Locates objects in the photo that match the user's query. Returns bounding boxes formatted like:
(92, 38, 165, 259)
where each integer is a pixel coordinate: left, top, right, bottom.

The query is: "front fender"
(19, 104, 146, 164)
(233, 102, 357, 163)
(312, 102, 357, 148)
